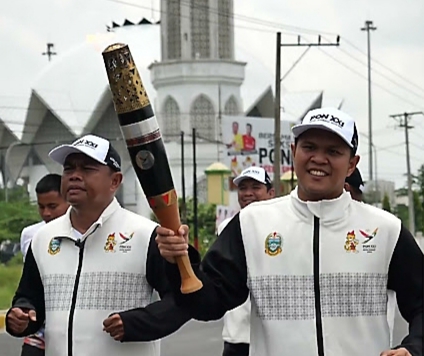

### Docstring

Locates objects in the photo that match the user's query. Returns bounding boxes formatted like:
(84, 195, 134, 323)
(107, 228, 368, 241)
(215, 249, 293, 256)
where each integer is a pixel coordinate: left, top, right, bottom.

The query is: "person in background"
(344, 167, 364, 202)
(19, 173, 69, 356)
(217, 167, 275, 356)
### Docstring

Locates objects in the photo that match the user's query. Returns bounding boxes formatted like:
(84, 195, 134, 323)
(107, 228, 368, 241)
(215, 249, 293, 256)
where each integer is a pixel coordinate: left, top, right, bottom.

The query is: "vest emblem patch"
(344, 230, 359, 253)
(104, 233, 117, 253)
(360, 228, 378, 253)
(265, 232, 283, 256)
(48, 237, 62, 255)
(118, 232, 134, 253)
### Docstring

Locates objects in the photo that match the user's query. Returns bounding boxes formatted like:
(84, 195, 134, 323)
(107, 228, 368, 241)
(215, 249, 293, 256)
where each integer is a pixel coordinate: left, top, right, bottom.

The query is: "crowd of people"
(5, 107, 423, 356)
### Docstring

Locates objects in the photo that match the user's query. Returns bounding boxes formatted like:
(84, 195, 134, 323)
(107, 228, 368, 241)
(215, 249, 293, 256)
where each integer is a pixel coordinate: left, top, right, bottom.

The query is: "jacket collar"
(55, 198, 121, 240)
(290, 187, 351, 224)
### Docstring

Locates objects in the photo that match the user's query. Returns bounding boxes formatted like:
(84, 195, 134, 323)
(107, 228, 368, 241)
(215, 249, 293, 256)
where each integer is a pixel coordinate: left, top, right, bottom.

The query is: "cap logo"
(74, 139, 98, 149)
(109, 157, 120, 169)
(310, 114, 344, 128)
(243, 168, 261, 176)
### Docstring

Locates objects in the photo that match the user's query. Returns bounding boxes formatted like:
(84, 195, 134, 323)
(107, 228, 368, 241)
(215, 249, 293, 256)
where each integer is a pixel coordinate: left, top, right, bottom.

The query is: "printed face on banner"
(222, 116, 295, 179)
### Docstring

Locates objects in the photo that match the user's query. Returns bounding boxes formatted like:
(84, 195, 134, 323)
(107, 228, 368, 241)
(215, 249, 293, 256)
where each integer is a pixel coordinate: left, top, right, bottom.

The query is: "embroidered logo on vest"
(360, 228, 378, 253)
(119, 232, 134, 253)
(265, 232, 283, 256)
(48, 237, 61, 255)
(344, 230, 359, 253)
(104, 233, 117, 253)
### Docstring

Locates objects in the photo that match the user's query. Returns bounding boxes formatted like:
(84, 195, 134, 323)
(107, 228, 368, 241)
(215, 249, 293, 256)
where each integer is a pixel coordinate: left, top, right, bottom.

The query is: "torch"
(102, 43, 203, 294)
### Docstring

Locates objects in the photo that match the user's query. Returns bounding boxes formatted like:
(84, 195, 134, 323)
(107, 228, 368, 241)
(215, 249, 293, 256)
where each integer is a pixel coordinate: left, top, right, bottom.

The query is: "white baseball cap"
(292, 107, 359, 153)
(49, 134, 121, 171)
(233, 166, 272, 187)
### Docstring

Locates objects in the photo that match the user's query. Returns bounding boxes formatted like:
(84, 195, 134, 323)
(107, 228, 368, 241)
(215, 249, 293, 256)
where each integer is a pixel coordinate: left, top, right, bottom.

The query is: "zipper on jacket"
(67, 239, 85, 356)
(67, 225, 99, 356)
(313, 216, 324, 356)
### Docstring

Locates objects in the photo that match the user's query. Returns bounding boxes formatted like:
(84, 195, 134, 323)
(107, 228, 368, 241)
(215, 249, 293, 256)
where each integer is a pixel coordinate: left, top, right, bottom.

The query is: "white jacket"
(12, 199, 160, 356)
(240, 190, 401, 356)
(20, 221, 45, 261)
(218, 217, 251, 345)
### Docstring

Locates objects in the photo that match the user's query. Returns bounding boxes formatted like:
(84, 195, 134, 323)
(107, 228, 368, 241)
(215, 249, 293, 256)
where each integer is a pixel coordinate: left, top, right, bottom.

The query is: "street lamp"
(5, 141, 21, 202)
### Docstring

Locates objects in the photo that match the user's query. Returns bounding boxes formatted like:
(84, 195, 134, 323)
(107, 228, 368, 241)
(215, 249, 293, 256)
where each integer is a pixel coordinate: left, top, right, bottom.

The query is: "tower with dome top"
(149, 0, 246, 142)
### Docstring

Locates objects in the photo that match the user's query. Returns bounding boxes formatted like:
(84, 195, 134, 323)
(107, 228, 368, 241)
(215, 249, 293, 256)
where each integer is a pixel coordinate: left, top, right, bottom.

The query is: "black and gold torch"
(102, 43, 202, 294)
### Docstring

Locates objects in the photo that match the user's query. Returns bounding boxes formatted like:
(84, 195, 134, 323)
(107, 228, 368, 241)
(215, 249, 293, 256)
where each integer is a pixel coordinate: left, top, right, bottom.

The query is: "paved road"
(0, 312, 409, 356)
(0, 319, 224, 356)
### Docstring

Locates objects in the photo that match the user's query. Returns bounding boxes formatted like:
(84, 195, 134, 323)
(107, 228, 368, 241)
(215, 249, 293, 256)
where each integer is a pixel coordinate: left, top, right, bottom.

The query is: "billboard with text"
(222, 115, 295, 179)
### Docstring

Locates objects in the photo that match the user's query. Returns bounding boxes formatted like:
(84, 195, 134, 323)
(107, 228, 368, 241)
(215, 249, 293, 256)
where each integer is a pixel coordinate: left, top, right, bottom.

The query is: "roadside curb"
(0, 310, 6, 332)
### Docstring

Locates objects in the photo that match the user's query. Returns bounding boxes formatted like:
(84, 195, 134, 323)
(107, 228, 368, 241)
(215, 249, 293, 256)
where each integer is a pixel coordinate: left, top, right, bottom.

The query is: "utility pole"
(274, 32, 282, 196)
(42, 43, 57, 62)
(181, 131, 186, 223)
(217, 84, 222, 160)
(361, 21, 376, 183)
(389, 111, 424, 236)
(192, 128, 199, 250)
(274, 33, 340, 196)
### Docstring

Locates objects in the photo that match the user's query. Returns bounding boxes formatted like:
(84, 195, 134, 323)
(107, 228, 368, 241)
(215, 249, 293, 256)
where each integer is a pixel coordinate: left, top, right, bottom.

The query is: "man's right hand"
(7, 307, 36, 334)
(155, 225, 189, 264)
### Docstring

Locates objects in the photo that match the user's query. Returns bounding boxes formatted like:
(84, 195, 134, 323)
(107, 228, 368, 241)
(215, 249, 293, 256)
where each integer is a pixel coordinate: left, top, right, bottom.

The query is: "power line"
(107, 0, 424, 99)
(316, 47, 424, 109)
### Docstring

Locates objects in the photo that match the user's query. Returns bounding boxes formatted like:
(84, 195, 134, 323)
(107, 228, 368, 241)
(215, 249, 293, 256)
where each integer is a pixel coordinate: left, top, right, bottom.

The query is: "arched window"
(162, 97, 181, 138)
(190, 95, 215, 141)
(224, 96, 238, 115)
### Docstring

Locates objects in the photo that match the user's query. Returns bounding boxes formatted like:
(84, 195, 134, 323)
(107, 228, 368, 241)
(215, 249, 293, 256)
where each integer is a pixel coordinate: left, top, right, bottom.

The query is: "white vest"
(31, 199, 159, 356)
(218, 218, 251, 345)
(239, 189, 400, 356)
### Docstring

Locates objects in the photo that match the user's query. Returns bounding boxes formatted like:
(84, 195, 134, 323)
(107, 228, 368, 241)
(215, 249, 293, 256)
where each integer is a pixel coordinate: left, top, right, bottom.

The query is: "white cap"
(292, 107, 358, 152)
(233, 166, 272, 186)
(49, 134, 121, 171)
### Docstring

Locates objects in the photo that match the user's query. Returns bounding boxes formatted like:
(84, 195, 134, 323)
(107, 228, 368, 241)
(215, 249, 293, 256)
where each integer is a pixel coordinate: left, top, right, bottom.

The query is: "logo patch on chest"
(104, 233, 117, 253)
(265, 232, 283, 256)
(360, 228, 378, 253)
(48, 237, 62, 255)
(344, 230, 359, 253)
(118, 232, 134, 253)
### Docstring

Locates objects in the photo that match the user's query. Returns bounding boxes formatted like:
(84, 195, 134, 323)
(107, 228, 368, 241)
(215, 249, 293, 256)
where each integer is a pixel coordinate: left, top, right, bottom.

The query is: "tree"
(150, 198, 217, 257)
(0, 200, 39, 243)
(415, 164, 424, 232)
(382, 194, 391, 213)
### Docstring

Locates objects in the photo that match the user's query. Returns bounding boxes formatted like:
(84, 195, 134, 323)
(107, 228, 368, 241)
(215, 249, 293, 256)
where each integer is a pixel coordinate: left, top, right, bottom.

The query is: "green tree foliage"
(0, 186, 39, 243)
(382, 194, 391, 213)
(151, 198, 217, 257)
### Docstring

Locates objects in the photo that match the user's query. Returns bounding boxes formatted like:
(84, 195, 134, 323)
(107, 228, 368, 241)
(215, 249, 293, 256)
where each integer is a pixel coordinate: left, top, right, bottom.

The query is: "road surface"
(0, 310, 409, 356)
(0, 319, 224, 356)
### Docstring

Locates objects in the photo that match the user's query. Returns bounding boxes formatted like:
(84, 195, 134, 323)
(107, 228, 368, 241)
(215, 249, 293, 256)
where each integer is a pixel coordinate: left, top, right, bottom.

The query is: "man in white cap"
(155, 108, 423, 356)
(6, 134, 190, 356)
(218, 166, 274, 356)
(344, 167, 365, 202)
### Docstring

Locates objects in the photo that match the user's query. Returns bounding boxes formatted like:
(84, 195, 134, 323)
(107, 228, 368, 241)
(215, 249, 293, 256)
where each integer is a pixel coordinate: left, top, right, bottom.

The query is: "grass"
(0, 264, 22, 310)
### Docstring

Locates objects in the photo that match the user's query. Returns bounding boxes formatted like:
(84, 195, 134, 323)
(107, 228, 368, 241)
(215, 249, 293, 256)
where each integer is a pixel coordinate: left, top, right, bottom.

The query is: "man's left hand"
(103, 314, 124, 341)
(381, 348, 412, 356)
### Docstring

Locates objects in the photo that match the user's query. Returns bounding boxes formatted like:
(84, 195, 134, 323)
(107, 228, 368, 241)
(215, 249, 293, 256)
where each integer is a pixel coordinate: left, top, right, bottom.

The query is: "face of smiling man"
(292, 129, 359, 202)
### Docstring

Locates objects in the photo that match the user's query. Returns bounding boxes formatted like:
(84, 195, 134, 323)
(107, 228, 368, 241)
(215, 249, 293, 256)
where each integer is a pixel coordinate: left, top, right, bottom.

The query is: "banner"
(222, 115, 295, 179)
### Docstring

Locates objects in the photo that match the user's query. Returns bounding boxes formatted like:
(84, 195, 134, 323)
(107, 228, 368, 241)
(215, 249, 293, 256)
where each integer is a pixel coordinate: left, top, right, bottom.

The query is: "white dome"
(31, 24, 161, 137)
(29, 22, 276, 138)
